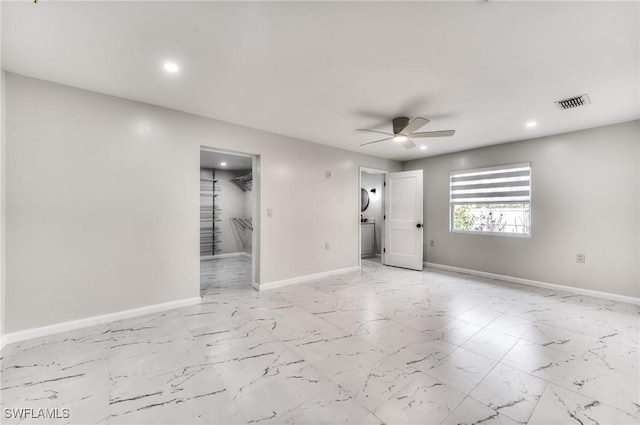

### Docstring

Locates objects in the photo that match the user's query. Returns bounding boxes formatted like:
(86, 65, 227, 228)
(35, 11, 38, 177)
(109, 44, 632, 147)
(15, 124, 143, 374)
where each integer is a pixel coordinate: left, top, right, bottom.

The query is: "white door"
(383, 170, 423, 271)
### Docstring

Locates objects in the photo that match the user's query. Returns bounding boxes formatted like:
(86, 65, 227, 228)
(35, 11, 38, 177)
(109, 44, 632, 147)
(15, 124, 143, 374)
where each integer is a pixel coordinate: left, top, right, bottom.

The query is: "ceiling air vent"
(555, 94, 591, 110)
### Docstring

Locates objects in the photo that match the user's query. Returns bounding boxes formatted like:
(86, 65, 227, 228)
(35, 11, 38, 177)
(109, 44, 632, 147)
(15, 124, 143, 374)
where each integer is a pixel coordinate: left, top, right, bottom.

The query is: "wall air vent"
(555, 94, 591, 110)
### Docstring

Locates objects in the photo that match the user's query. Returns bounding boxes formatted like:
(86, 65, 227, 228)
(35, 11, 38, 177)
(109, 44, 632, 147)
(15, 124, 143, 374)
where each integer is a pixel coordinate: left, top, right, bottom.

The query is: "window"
(450, 163, 531, 236)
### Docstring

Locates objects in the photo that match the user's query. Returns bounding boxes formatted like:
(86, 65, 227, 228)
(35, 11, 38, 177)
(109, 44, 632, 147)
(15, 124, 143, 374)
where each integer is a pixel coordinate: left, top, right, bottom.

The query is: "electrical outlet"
(324, 242, 330, 251)
(429, 240, 435, 247)
(266, 208, 273, 217)
(325, 171, 332, 179)
(576, 253, 585, 263)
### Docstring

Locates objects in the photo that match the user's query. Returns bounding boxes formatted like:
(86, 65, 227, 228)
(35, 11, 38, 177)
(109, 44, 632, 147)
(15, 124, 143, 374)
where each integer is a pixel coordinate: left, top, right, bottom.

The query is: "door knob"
(416, 223, 423, 228)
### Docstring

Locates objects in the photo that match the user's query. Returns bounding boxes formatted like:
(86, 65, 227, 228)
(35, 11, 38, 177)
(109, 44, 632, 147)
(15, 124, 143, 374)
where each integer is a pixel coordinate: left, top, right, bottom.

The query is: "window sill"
(450, 230, 531, 238)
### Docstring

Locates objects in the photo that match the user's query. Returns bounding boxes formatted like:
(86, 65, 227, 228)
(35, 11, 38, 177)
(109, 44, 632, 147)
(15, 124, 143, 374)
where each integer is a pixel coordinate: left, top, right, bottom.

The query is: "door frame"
(200, 146, 261, 289)
(358, 166, 387, 269)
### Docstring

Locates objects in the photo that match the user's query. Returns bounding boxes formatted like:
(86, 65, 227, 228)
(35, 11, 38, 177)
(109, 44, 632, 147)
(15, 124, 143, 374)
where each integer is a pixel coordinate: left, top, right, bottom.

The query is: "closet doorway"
(200, 148, 259, 295)
(359, 167, 386, 268)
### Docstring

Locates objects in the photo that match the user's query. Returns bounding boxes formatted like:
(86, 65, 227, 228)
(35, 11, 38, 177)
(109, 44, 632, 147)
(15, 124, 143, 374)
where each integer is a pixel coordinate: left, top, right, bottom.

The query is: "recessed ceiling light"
(220, 162, 227, 167)
(393, 135, 408, 142)
(420, 146, 427, 150)
(163, 62, 179, 73)
(526, 121, 537, 128)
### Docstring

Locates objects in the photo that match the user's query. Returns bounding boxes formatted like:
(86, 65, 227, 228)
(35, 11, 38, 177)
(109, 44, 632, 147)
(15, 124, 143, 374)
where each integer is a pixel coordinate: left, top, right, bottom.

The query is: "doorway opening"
(359, 167, 386, 268)
(200, 148, 260, 296)
(359, 168, 424, 271)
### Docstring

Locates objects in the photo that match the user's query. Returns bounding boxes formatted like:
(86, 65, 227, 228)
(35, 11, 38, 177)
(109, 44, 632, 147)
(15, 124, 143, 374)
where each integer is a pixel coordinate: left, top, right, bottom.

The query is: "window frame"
(449, 163, 532, 238)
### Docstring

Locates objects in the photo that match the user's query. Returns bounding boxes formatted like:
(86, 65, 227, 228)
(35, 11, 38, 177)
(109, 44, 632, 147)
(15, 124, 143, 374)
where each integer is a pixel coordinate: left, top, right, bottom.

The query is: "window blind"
(450, 163, 531, 204)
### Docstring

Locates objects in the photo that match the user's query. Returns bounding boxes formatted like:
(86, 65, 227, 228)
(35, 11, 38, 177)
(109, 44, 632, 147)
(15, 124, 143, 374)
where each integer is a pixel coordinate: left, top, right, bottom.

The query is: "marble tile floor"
(1, 259, 638, 424)
(201, 256, 252, 296)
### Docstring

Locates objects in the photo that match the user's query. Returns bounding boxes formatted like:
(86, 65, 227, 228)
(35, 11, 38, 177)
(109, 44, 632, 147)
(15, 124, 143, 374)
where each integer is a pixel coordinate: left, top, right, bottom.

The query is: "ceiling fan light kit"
(358, 116, 456, 149)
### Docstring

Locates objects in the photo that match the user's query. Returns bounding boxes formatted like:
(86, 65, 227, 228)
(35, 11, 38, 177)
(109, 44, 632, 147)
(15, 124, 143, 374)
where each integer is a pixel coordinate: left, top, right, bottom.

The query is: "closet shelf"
(230, 173, 252, 192)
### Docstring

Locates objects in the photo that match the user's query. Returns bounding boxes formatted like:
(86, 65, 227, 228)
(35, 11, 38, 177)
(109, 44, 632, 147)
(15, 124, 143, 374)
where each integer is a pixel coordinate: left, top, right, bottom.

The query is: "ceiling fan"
(358, 117, 455, 149)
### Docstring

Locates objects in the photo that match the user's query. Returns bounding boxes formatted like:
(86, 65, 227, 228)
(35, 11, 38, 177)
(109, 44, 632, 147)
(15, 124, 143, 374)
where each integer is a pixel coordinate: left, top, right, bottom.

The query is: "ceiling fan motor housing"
(392, 117, 410, 135)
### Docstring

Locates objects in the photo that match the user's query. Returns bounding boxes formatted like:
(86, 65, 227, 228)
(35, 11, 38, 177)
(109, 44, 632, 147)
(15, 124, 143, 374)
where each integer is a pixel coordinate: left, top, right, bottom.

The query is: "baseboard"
(2, 296, 202, 347)
(259, 266, 360, 291)
(201, 252, 249, 260)
(425, 262, 640, 306)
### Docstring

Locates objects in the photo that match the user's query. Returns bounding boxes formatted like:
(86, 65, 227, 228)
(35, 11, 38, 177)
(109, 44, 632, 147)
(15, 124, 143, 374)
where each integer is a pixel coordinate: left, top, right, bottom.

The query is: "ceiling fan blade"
(410, 130, 456, 138)
(360, 137, 393, 147)
(356, 129, 394, 137)
(400, 117, 430, 135)
(400, 138, 416, 149)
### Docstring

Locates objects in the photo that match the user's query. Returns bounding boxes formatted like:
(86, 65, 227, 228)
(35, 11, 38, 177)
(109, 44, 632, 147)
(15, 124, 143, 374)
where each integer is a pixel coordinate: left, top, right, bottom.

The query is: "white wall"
(403, 120, 640, 298)
(5, 73, 400, 333)
(361, 172, 384, 254)
(0, 0, 6, 345)
(243, 182, 253, 220)
(244, 175, 254, 255)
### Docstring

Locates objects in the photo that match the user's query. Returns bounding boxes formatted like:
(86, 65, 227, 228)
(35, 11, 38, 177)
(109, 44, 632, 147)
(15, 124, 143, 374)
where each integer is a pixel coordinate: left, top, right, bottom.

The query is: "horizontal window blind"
(450, 163, 531, 204)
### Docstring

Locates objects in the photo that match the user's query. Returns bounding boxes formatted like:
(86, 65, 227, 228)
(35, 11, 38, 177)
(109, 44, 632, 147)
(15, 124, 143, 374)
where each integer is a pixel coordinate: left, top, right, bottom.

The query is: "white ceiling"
(3, 1, 638, 161)
(201, 150, 252, 171)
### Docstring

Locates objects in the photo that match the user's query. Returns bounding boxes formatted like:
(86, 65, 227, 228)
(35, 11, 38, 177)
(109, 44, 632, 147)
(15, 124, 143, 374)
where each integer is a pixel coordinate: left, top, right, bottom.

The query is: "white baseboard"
(201, 252, 244, 260)
(425, 262, 640, 306)
(259, 266, 360, 291)
(201, 252, 252, 261)
(2, 296, 201, 347)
